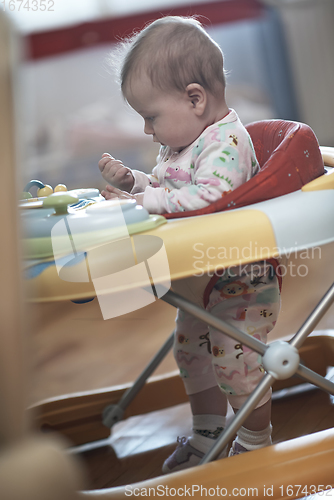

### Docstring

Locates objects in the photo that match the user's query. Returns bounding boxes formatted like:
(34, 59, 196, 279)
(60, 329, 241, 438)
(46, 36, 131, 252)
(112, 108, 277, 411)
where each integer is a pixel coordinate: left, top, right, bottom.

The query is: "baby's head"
(114, 17, 228, 152)
(120, 16, 226, 98)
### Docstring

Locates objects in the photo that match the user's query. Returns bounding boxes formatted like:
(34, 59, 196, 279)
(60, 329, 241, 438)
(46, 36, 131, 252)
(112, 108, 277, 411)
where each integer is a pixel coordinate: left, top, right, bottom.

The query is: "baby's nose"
(144, 121, 154, 135)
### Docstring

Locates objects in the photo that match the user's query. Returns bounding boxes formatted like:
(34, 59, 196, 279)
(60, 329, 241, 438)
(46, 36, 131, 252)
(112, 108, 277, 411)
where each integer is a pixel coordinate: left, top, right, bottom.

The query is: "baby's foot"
(228, 440, 249, 456)
(162, 437, 204, 473)
(162, 436, 228, 474)
(229, 424, 272, 456)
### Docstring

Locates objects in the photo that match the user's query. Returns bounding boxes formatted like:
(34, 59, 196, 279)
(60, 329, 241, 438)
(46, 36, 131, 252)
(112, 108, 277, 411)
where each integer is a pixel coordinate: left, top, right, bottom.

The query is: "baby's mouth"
(153, 136, 163, 145)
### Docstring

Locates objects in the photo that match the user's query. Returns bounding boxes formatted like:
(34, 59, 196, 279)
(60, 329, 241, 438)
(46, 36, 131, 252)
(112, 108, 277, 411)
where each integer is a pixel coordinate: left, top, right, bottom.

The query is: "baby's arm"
(142, 139, 250, 214)
(98, 153, 135, 192)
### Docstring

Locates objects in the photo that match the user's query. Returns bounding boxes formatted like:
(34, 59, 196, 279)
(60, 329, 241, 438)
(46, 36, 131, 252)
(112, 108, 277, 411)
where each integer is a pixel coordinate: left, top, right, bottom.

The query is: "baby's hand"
(98, 153, 134, 192)
(101, 185, 144, 206)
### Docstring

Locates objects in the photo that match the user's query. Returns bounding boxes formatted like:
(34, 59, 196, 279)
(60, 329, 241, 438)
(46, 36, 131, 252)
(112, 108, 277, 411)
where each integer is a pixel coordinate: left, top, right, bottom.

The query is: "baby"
(99, 16, 280, 473)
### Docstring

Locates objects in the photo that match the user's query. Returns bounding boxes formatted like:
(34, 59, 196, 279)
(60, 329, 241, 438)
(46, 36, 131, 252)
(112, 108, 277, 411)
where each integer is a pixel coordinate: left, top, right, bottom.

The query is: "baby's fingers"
(102, 185, 124, 199)
(103, 184, 136, 201)
(101, 153, 115, 159)
(101, 188, 117, 200)
(98, 156, 111, 172)
(104, 184, 120, 194)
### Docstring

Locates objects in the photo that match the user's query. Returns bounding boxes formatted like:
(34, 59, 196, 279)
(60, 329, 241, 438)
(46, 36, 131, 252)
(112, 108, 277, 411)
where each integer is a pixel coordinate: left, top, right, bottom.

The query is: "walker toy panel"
(22, 173, 334, 303)
(20, 181, 166, 261)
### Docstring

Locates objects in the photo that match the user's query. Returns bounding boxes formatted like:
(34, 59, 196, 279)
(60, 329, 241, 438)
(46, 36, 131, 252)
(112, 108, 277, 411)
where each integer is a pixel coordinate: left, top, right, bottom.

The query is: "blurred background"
(2, 0, 334, 410)
(7, 0, 334, 193)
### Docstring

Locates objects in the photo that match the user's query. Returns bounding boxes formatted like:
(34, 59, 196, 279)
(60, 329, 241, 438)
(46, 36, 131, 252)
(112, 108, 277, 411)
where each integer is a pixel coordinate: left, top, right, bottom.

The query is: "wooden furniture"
(0, 13, 84, 500)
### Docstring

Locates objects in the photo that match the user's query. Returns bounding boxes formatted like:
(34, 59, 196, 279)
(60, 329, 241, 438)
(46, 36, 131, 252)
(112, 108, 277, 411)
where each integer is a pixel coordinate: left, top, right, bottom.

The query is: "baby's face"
(124, 75, 204, 153)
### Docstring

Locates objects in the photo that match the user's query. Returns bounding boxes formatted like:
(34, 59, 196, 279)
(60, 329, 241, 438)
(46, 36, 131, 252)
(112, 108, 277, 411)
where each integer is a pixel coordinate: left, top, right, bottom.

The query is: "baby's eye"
(146, 116, 155, 122)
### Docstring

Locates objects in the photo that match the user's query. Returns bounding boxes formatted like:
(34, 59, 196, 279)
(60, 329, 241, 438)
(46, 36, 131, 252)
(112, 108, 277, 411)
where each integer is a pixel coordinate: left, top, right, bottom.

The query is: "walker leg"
(161, 285, 334, 465)
(102, 331, 175, 429)
(296, 363, 334, 395)
(200, 373, 275, 464)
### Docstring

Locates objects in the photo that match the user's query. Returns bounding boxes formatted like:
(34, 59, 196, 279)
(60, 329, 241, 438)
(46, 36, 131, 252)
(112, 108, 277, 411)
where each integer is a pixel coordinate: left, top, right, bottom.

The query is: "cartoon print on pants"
(245, 305, 274, 323)
(214, 365, 241, 381)
(219, 281, 251, 299)
(219, 383, 237, 396)
(231, 306, 248, 321)
(177, 333, 190, 345)
(212, 345, 225, 358)
(199, 332, 211, 354)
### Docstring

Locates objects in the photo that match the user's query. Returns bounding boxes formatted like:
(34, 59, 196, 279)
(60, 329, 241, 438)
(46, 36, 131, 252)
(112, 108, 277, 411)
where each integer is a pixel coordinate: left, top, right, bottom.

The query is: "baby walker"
(21, 120, 334, 499)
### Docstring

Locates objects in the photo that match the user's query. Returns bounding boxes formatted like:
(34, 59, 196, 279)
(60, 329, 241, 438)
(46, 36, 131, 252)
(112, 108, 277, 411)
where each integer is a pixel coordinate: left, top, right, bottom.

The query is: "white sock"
(235, 424, 272, 451)
(189, 414, 226, 453)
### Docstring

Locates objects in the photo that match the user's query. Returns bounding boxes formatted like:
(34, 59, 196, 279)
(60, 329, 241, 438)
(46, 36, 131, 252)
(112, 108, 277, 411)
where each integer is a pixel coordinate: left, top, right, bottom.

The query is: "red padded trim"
(163, 120, 325, 220)
(267, 258, 283, 293)
(203, 273, 222, 309)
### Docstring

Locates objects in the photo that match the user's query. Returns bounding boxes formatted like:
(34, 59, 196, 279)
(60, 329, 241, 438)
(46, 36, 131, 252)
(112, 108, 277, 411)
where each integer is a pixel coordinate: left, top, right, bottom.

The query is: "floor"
(70, 383, 334, 490)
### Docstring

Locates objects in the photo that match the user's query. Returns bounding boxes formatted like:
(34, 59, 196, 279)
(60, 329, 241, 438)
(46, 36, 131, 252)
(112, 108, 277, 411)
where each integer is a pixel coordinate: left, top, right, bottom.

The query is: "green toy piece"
(43, 192, 79, 215)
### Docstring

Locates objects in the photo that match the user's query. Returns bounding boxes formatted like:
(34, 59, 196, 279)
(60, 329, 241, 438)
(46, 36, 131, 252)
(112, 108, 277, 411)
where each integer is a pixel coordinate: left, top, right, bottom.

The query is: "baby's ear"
(186, 83, 207, 115)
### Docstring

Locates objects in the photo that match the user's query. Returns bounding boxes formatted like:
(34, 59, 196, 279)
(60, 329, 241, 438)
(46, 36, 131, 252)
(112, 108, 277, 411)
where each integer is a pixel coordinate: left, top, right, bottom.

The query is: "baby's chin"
(170, 145, 188, 153)
(159, 139, 191, 153)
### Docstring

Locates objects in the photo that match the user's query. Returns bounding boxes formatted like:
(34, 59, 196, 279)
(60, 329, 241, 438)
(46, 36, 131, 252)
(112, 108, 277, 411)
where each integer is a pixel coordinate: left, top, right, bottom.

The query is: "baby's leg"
(170, 274, 228, 415)
(208, 261, 281, 455)
(162, 309, 229, 473)
(189, 385, 227, 418)
(230, 399, 272, 455)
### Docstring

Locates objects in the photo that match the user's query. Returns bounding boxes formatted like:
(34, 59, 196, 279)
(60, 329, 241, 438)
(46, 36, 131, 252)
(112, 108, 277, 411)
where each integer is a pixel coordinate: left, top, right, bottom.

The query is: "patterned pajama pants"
(172, 261, 281, 409)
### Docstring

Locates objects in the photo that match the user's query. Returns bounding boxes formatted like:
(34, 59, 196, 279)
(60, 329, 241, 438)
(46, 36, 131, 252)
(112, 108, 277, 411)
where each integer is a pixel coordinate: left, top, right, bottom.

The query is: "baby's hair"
(115, 16, 226, 98)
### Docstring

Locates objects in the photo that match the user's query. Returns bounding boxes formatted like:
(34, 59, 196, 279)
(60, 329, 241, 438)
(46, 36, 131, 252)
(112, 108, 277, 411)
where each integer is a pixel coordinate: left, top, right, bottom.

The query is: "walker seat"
(164, 119, 325, 219)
